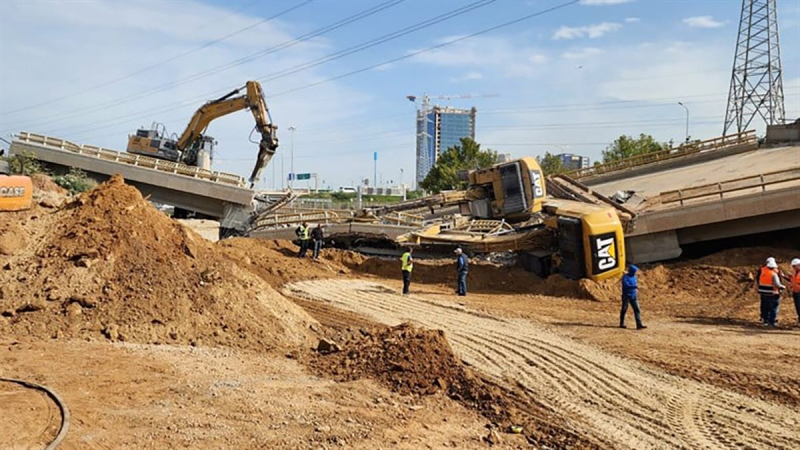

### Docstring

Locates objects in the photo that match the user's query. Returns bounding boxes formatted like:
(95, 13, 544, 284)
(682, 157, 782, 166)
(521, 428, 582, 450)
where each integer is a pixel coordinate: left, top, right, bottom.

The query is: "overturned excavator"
(127, 80, 278, 188)
(238, 157, 636, 281)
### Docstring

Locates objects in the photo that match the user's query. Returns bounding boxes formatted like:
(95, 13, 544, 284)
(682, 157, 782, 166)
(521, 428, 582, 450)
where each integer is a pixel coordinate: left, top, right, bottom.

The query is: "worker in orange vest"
(756, 257, 785, 327)
(789, 258, 800, 325)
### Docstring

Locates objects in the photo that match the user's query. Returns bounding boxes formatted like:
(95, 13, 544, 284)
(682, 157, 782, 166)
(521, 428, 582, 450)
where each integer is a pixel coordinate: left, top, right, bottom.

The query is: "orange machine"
(0, 160, 33, 211)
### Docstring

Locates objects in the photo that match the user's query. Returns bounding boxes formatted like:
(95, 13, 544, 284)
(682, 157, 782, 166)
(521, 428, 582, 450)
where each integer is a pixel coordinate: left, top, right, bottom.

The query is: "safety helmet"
(766, 257, 778, 269)
(791, 258, 800, 267)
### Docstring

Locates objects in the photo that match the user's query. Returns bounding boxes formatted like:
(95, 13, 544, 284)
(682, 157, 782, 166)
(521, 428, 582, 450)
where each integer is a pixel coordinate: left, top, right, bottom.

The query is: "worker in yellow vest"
(295, 221, 310, 258)
(401, 246, 414, 295)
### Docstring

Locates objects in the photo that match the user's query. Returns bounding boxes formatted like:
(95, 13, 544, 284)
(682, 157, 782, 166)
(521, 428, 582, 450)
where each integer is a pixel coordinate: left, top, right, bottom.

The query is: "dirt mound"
(0, 175, 315, 351)
(310, 324, 481, 396)
(308, 323, 594, 448)
(217, 238, 367, 287)
(692, 246, 798, 269)
(29, 173, 66, 194)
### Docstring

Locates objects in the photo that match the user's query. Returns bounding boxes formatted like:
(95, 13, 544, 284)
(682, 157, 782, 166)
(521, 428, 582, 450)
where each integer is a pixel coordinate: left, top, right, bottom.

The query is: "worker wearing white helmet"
(756, 257, 785, 327)
(789, 258, 800, 325)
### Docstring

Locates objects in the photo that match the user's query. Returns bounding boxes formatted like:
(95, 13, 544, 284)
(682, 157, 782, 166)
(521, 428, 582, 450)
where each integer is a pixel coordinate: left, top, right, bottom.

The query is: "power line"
(0, 0, 405, 131)
(268, 0, 580, 98)
(0, 0, 311, 117)
(16, 0, 501, 137)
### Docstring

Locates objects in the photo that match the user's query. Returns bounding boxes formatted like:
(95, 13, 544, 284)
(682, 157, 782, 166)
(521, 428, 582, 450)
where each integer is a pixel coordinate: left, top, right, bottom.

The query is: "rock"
(38, 194, 63, 209)
(317, 338, 341, 354)
(483, 428, 502, 446)
(314, 425, 331, 433)
(103, 323, 120, 341)
(70, 295, 96, 308)
(66, 302, 82, 318)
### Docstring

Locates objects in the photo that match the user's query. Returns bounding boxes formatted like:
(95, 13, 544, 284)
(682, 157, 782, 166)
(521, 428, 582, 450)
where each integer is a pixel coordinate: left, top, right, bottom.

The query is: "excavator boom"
(128, 81, 278, 188)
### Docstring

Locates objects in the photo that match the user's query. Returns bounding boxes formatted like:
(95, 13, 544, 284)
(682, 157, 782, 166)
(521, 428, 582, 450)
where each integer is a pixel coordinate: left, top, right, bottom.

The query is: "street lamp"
(678, 102, 689, 143)
(287, 126, 297, 189)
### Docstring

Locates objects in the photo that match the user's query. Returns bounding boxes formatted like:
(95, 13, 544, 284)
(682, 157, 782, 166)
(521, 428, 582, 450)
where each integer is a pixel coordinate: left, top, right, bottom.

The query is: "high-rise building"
(556, 153, 590, 171)
(415, 105, 476, 184)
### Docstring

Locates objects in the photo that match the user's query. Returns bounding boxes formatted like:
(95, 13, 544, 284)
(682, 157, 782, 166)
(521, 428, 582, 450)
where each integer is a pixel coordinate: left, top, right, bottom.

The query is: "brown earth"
(3, 174, 799, 449)
(0, 175, 315, 351)
(29, 173, 67, 194)
(307, 322, 594, 448)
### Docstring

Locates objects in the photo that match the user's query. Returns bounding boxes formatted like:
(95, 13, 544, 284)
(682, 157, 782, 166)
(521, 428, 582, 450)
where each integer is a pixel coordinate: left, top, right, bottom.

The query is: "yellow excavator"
(356, 157, 634, 281)
(127, 81, 278, 187)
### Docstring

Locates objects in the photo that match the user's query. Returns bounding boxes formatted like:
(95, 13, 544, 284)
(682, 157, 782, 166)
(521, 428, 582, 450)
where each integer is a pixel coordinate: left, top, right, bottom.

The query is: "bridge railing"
(563, 130, 758, 180)
(15, 132, 246, 187)
(656, 167, 800, 207)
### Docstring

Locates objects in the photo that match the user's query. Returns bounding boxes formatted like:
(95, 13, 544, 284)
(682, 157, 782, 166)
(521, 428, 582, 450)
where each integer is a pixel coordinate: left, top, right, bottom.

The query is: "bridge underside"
(10, 139, 254, 219)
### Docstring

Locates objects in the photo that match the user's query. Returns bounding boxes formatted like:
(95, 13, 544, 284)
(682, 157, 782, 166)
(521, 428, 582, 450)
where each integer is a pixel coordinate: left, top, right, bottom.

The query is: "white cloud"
(553, 22, 622, 40)
(561, 47, 604, 59)
(683, 16, 726, 29)
(625, 17, 640, 23)
(450, 71, 484, 82)
(0, 0, 376, 188)
(410, 36, 548, 78)
(580, 0, 635, 5)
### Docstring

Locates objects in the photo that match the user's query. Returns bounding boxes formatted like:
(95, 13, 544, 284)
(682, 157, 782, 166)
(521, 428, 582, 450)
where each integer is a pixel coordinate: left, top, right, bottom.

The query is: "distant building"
(416, 105, 476, 184)
(556, 153, 590, 171)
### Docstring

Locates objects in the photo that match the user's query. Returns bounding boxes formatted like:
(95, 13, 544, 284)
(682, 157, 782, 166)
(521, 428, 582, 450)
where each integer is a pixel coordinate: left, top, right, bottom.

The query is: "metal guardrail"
(657, 167, 800, 207)
(564, 130, 758, 180)
(15, 132, 246, 187)
(251, 210, 342, 229)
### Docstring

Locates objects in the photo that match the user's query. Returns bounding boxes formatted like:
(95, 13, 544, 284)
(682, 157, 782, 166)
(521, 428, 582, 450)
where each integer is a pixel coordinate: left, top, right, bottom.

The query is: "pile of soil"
(217, 238, 367, 287)
(29, 173, 66, 195)
(309, 323, 593, 448)
(0, 175, 315, 351)
(310, 324, 489, 397)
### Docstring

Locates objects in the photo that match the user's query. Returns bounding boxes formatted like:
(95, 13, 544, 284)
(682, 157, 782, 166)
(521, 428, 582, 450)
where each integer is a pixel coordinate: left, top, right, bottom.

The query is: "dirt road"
(286, 279, 800, 450)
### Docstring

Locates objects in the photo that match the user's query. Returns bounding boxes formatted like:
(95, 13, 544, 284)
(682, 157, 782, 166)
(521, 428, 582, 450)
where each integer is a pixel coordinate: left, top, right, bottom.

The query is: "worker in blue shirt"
(455, 248, 468, 296)
(620, 265, 647, 330)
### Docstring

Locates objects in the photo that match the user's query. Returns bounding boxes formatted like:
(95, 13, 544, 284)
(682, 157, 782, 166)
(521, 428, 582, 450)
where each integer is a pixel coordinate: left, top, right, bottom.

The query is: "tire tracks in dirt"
(285, 279, 800, 450)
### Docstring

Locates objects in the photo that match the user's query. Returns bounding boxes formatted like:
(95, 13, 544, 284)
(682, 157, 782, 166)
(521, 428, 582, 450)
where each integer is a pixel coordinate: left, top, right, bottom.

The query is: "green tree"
(536, 152, 565, 175)
(602, 134, 668, 163)
(420, 138, 498, 193)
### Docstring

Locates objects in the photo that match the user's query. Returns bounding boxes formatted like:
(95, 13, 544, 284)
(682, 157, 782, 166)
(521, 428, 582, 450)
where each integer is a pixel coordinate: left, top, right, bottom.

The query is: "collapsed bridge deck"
(9, 132, 255, 218)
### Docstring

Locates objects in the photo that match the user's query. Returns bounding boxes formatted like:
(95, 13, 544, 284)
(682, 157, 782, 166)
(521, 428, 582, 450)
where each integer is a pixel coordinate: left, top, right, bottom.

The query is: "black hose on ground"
(0, 377, 70, 449)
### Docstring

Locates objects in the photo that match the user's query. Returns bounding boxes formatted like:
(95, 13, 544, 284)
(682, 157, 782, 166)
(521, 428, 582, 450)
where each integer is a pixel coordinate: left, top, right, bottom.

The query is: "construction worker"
(401, 246, 414, 295)
(311, 224, 324, 259)
(454, 248, 468, 296)
(789, 258, 800, 324)
(756, 257, 785, 326)
(295, 221, 310, 258)
(620, 265, 646, 330)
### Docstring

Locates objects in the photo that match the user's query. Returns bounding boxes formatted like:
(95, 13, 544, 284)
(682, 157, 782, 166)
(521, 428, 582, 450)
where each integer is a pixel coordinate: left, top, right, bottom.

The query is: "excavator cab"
(127, 122, 181, 162)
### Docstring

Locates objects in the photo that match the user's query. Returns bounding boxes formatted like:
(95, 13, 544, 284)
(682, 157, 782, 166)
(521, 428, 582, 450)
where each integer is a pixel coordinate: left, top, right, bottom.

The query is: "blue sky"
(1, 0, 798, 190)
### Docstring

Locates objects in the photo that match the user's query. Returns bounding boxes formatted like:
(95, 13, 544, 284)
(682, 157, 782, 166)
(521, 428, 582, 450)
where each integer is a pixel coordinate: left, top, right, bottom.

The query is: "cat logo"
(590, 232, 619, 274)
(0, 186, 26, 198)
(530, 170, 544, 198)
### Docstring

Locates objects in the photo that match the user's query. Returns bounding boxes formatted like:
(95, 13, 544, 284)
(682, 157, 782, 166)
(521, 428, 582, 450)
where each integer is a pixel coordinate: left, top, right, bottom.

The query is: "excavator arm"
(176, 81, 279, 187)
